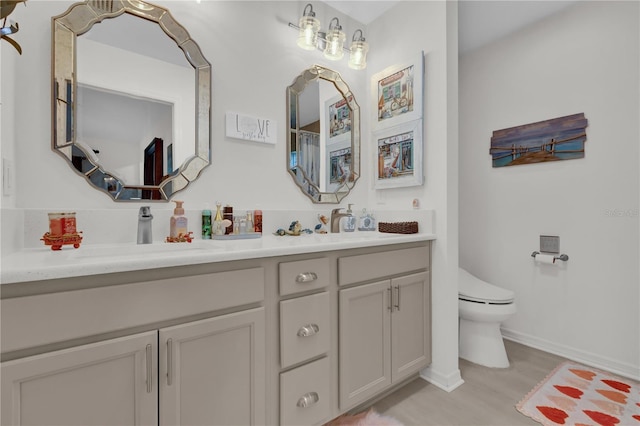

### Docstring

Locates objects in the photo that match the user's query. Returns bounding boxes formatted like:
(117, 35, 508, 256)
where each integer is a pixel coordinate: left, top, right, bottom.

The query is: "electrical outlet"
(2, 158, 14, 196)
(540, 235, 560, 254)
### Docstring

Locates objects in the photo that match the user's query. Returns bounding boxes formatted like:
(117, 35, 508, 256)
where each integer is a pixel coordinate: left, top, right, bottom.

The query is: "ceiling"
(323, 0, 578, 53)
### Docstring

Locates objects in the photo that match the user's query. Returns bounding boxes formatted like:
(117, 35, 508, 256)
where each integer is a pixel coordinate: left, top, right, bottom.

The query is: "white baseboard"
(419, 366, 464, 392)
(502, 327, 640, 381)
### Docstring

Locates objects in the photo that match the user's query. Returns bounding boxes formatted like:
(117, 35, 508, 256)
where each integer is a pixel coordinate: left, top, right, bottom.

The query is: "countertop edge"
(1, 233, 436, 285)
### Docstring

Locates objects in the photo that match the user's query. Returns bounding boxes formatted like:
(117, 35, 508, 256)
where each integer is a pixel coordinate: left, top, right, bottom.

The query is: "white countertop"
(1, 232, 435, 284)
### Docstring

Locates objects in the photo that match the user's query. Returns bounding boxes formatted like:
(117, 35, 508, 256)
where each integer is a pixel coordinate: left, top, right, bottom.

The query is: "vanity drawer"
(280, 292, 330, 368)
(279, 258, 330, 296)
(280, 357, 331, 426)
(338, 245, 430, 286)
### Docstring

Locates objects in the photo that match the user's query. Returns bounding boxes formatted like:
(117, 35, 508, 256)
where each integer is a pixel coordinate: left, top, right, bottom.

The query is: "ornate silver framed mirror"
(287, 65, 360, 203)
(52, 0, 211, 201)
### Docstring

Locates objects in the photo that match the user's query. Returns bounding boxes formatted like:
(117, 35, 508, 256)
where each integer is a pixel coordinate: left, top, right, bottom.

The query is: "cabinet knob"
(296, 323, 320, 337)
(296, 391, 320, 408)
(295, 272, 318, 283)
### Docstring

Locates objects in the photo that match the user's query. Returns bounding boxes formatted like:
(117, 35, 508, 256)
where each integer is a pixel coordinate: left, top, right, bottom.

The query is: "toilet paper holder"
(531, 251, 569, 262)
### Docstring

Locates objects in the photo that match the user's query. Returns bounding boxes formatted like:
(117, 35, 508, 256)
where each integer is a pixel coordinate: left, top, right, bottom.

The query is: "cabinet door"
(159, 307, 266, 426)
(338, 280, 391, 410)
(391, 271, 431, 383)
(1, 331, 157, 426)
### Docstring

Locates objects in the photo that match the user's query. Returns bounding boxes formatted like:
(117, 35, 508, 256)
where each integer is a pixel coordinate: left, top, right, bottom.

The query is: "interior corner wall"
(459, 1, 639, 379)
(367, 1, 461, 389)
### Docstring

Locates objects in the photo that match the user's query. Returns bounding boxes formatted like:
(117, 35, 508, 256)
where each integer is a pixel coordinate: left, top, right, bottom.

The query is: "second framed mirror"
(287, 65, 360, 204)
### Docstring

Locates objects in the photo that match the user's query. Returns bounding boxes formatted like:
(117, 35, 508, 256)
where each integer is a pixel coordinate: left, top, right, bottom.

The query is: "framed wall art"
(371, 51, 424, 131)
(374, 119, 423, 189)
(490, 113, 588, 167)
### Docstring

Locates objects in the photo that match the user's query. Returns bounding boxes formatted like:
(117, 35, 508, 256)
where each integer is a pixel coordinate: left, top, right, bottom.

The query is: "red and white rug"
(324, 409, 404, 426)
(517, 361, 640, 426)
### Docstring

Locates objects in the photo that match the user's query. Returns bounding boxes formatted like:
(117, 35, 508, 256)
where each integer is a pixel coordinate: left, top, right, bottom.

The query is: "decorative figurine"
(274, 220, 313, 236)
(315, 215, 329, 234)
(165, 231, 194, 243)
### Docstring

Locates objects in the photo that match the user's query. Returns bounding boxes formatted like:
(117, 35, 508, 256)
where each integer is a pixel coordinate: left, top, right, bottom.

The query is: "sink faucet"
(330, 208, 350, 233)
(137, 206, 153, 244)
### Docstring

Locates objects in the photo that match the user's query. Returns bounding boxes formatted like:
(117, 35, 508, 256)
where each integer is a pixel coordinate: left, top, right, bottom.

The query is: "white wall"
(460, 1, 639, 379)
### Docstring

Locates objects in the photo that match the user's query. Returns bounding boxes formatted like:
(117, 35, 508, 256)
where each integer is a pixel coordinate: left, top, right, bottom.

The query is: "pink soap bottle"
(170, 200, 188, 238)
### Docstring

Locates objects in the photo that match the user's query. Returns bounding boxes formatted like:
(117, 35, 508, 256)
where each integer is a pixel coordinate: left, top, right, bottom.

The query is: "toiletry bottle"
(223, 205, 234, 235)
(202, 204, 212, 239)
(358, 208, 371, 231)
(368, 210, 377, 231)
(254, 210, 262, 233)
(213, 202, 224, 236)
(170, 200, 188, 238)
(246, 211, 254, 233)
(342, 204, 356, 232)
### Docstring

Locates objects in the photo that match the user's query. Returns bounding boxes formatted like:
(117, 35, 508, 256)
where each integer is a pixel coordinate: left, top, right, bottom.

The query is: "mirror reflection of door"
(143, 137, 163, 200)
(76, 12, 193, 188)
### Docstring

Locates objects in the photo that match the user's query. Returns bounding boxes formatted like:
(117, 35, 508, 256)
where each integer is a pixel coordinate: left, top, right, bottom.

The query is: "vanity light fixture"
(297, 3, 320, 50)
(288, 4, 370, 70)
(348, 29, 368, 70)
(323, 17, 345, 61)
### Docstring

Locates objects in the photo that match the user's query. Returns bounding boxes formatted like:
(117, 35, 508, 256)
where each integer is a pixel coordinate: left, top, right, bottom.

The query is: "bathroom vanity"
(1, 233, 433, 425)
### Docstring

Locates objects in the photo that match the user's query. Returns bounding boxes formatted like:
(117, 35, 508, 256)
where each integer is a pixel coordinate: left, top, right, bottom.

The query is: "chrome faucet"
(137, 206, 153, 244)
(330, 208, 350, 233)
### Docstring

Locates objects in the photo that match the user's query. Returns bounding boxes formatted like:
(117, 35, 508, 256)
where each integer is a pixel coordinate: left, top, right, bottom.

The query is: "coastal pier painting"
(490, 113, 588, 167)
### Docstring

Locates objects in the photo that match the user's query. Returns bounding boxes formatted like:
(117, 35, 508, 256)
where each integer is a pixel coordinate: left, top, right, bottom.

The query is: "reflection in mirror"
(287, 65, 360, 203)
(52, 0, 211, 201)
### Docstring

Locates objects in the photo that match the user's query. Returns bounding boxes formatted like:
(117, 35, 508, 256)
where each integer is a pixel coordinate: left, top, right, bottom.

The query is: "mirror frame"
(287, 65, 360, 204)
(52, 0, 211, 201)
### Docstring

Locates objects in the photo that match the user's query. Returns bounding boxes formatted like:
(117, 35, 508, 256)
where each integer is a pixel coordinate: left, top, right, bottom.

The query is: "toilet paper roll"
(535, 253, 556, 264)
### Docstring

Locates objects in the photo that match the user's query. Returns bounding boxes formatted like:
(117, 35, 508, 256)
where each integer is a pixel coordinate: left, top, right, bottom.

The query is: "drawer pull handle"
(296, 272, 318, 283)
(297, 323, 320, 337)
(297, 391, 320, 408)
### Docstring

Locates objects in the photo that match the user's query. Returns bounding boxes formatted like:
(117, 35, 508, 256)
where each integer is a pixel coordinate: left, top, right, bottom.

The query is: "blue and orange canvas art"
(490, 113, 588, 167)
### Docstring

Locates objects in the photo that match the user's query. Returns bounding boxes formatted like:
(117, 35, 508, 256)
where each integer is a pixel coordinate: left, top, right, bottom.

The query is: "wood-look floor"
(375, 340, 567, 426)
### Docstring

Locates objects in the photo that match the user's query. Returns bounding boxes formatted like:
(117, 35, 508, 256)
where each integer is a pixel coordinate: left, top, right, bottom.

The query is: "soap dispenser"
(170, 200, 188, 238)
(342, 204, 356, 232)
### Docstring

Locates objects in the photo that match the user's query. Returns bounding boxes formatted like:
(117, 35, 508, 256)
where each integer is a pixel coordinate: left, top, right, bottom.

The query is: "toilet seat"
(458, 268, 514, 304)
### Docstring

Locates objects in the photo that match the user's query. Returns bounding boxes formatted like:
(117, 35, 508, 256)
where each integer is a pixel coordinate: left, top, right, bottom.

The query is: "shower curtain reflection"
(298, 131, 320, 189)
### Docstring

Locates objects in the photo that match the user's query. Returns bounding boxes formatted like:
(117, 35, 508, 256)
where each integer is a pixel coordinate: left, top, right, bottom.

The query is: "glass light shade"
(323, 28, 346, 60)
(348, 40, 369, 70)
(297, 16, 320, 50)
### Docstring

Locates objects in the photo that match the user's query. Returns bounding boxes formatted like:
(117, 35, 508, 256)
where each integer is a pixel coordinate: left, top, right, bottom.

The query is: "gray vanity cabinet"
(278, 258, 332, 426)
(1, 241, 432, 426)
(159, 308, 265, 426)
(1, 308, 266, 426)
(1, 331, 158, 426)
(338, 247, 431, 410)
(1, 267, 266, 426)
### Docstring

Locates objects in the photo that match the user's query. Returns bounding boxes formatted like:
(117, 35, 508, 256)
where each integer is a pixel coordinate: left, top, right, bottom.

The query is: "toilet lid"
(458, 268, 514, 304)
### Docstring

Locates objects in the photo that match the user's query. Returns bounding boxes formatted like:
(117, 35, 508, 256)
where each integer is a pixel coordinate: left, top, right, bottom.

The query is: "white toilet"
(458, 267, 516, 368)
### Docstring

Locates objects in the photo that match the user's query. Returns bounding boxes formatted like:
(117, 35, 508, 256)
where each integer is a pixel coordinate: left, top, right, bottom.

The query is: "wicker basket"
(378, 221, 419, 234)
